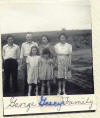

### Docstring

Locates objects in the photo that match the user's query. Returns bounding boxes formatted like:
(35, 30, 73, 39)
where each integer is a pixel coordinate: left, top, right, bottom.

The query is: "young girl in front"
(39, 48, 54, 95)
(26, 46, 40, 96)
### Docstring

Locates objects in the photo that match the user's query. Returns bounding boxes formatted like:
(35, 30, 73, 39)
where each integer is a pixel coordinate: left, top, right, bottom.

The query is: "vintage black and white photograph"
(0, 0, 96, 116)
(2, 30, 94, 97)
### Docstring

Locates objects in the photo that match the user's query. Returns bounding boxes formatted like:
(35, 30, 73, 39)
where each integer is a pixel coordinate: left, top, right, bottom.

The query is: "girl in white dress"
(26, 46, 40, 96)
(54, 33, 72, 95)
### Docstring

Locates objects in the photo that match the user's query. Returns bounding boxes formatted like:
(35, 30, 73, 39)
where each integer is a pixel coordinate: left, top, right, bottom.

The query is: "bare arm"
(20, 44, 24, 64)
(16, 46, 20, 62)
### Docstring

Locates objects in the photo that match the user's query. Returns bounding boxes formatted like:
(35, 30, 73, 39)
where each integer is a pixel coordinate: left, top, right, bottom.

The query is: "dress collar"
(59, 42, 67, 46)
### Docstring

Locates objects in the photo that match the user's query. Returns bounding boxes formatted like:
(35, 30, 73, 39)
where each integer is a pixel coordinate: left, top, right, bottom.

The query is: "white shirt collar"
(7, 44, 16, 47)
(26, 41, 35, 44)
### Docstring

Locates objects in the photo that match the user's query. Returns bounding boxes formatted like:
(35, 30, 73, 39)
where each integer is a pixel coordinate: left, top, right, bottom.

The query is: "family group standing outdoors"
(2, 33, 72, 96)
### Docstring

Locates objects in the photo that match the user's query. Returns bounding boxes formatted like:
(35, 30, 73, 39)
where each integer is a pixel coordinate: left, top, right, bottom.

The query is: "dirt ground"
(3, 48, 94, 97)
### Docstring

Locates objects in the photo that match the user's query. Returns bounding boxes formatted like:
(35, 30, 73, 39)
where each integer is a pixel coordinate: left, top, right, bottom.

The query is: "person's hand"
(18, 66, 20, 71)
(37, 79, 40, 83)
(48, 59, 53, 65)
(68, 65, 71, 71)
(18, 65, 21, 71)
(17, 59, 20, 63)
(18, 64, 23, 71)
(53, 78, 56, 84)
(2, 68, 4, 72)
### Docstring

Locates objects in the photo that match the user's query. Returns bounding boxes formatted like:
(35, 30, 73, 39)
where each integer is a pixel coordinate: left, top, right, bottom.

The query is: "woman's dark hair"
(6, 35, 14, 40)
(42, 48, 51, 57)
(30, 46, 39, 56)
(41, 35, 49, 42)
(58, 33, 68, 40)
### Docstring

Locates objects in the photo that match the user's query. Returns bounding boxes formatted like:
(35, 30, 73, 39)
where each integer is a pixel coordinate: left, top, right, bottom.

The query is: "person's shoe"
(48, 92, 50, 95)
(57, 93, 60, 95)
(57, 90, 61, 95)
(41, 92, 44, 96)
(36, 92, 38, 96)
(62, 90, 66, 95)
(28, 93, 31, 96)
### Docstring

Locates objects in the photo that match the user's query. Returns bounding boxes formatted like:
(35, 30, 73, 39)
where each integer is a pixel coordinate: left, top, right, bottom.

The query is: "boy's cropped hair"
(6, 35, 14, 40)
(58, 33, 68, 39)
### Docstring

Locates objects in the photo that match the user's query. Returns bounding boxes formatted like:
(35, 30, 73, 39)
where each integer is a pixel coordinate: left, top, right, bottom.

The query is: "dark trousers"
(22, 57, 28, 95)
(23, 64, 28, 95)
(4, 58, 18, 94)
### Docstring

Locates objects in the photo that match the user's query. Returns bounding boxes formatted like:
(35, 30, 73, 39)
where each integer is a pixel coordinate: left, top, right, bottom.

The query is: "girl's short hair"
(30, 46, 39, 56)
(42, 48, 51, 57)
(58, 33, 68, 40)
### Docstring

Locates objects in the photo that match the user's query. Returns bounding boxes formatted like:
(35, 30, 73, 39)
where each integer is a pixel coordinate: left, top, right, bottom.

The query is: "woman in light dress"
(26, 46, 40, 96)
(54, 33, 72, 95)
(39, 35, 55, 57)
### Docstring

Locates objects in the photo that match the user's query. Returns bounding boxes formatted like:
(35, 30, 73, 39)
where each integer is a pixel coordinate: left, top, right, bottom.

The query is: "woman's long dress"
(54, 42, 72, 79)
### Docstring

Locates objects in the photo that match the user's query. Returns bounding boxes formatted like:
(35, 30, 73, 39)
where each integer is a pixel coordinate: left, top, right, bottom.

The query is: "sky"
(0, 0, 91, 33)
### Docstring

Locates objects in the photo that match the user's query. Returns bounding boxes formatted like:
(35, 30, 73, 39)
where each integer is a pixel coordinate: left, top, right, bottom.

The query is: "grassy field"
(71, 49, 93, 91)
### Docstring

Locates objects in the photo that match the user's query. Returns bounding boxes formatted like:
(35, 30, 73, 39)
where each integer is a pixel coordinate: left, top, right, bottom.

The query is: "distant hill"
(1, 29, 92, 50)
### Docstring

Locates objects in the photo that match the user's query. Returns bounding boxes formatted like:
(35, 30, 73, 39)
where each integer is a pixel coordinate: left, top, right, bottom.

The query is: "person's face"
(31, 48, 37, 55)
(59, 35, 66, 44)
(26, 34, 32, 43)
(42, 36, 48, 44)
(43, 54, 49, 59)
(7, 37, 14, 45)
